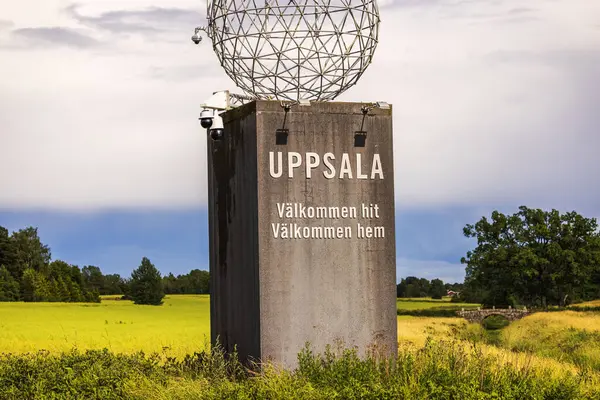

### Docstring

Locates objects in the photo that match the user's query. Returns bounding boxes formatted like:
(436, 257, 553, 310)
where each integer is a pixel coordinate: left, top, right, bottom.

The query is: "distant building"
(447, 290, 460, 297)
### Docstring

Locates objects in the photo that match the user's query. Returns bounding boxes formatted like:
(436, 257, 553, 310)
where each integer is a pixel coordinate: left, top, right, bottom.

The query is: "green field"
(396, 297, 480, 310)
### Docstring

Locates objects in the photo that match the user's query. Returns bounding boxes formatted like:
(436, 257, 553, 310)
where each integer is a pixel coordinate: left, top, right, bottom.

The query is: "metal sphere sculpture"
(200, 0, 381, 102)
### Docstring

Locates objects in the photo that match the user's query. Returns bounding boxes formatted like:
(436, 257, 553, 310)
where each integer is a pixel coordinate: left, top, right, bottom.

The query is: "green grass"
(396, 298, 480, 317)
(398, 296, 453, 302)
(0, 295, 211, 358)
(396, 298, 480, 310)
(1, 339, 598, 400)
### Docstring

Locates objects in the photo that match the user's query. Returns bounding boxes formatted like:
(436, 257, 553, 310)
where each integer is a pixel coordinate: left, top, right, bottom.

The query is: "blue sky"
(1, 0, 599, 284)
(0, 209, 209, 277)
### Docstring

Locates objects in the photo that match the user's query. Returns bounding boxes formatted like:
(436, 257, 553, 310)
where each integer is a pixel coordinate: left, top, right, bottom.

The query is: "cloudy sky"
(1, 0, 598, 283)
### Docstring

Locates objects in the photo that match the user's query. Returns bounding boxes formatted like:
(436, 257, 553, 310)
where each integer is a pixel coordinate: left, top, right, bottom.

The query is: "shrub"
(0, 349, 167, 400)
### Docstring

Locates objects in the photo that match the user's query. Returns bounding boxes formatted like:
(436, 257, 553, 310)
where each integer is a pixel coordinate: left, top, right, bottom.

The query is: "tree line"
(4, 205, 600, 308)
(0, 225, 209, 303)
(396, 277, 463, 299)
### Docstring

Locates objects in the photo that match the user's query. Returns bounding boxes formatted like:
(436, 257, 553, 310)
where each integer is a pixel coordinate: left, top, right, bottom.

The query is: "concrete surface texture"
(208, 100, 397, 369)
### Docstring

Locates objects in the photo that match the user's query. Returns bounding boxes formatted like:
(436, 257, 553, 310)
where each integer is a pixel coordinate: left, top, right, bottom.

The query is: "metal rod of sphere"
(200, 0, 381, 102)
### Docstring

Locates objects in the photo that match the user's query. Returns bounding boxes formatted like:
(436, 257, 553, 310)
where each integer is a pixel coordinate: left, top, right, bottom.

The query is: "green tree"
(101, 274, 124, 295)
(400, 276, 431, 298)
(56, 277, 70, 301)
(130, 257, 165, 305)
(48, 260, 72, 282)
(119, 277, 132, 299)
(67, 278, 84, 302)
(0, 227, 18, 276)
(396, 278, 409, 297)
(0, 265, 20, 301)
(21, 268, 37, 302)
(461, 206, 600, 308)
(430, 279, 446, 299)
(49, 279, 61, 302)
(587, 266, 600, 300)
(162, 273, 179, 294)
(33, 273, 52, 302)
(10, 227, 51, 277)
(188, 269, 210, 294)
(70, 265, 85, 288)
(82, 266, 104, 293)
(84, 288, 101, 303)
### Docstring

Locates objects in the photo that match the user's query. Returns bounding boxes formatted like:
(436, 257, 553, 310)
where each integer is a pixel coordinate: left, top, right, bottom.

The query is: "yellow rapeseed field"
(0, 295, 211, 358)
(1, 296, 464, 356)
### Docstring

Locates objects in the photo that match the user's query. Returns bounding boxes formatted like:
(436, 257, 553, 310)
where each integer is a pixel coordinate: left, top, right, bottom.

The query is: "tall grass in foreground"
(1, 338, 598, 400)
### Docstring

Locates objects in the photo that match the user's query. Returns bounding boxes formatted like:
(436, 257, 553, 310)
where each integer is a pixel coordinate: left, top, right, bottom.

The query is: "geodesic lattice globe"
(205, 0, 380, 102)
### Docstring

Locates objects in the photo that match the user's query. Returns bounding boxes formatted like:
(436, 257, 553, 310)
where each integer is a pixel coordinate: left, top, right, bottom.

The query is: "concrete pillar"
(207, 100, 398, 369)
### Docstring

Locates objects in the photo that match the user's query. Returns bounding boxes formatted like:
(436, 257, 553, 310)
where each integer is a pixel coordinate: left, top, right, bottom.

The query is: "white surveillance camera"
(209, 114, 224, 140)
(199, 109, 214, 129)
(191, 33, 202, 44)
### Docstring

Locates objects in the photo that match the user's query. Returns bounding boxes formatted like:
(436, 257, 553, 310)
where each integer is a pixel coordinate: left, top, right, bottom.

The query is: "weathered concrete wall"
(208, 102, 261, 363)
(209, 100, 397, 369)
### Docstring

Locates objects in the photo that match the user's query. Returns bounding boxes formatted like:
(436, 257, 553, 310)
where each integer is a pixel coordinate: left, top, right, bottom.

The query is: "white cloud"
(0, 0, 599, 211)
(365, 0, 600, 210)
(0, 20, 14, 30)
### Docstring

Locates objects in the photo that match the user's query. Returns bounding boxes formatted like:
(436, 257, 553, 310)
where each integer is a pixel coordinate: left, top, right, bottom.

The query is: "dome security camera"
(191, 33, 202, 44)
(209, 114, 224, 141)
(199, 109, 213, 129)
(210, 128, 224, 141)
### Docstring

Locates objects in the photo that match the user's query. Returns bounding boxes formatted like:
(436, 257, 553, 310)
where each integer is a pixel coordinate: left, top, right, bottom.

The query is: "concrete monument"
(191, 0, 397, 369)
